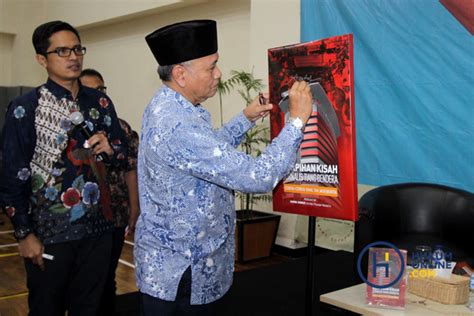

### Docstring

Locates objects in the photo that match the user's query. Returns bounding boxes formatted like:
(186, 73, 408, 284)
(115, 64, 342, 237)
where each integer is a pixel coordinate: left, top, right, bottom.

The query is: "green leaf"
(31, 174, 45, 193)
(49, 203, 69, 214)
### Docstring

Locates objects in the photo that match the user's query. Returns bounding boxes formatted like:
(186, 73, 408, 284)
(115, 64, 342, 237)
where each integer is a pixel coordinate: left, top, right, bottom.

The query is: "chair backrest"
(354, 183, 474, 273)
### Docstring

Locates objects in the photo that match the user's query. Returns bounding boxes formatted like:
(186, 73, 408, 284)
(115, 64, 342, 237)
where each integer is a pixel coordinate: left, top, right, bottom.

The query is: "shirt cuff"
(282, 123, 304, 150)
(237, 111, 255, 130)
(8, 207, 32, 231)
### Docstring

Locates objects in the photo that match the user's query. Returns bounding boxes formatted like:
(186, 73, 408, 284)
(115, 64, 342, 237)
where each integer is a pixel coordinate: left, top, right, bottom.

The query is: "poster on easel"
(268, 34, 358, 221)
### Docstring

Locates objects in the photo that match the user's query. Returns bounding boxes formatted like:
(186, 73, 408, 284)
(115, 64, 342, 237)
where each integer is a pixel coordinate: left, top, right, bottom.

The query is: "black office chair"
(354, 182, 474, 279)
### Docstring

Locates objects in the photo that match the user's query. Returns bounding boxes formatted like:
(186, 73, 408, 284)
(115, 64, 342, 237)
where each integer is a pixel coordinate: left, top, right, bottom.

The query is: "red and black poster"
(268, 34, 358, 221)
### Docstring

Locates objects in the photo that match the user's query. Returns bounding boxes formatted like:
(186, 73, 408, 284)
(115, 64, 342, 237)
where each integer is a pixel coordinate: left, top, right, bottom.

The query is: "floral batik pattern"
(107, 118, 139, 228)
(0, 79, 128, 244)
(134, 85, 303, 304)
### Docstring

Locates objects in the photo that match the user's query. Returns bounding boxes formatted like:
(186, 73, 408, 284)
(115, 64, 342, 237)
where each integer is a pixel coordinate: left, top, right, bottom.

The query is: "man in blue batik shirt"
(136, 19, 313, 315)
(0, 21, 127, 315)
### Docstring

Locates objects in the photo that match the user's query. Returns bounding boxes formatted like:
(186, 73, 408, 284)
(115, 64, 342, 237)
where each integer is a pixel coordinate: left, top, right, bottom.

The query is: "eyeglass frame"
(45, 45, 87, 57)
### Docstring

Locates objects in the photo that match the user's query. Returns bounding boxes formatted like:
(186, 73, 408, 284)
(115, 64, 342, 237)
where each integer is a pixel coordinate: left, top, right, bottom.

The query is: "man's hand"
(243, 92, 273, 122)
(88, 132, 113, 157)
(18, 234, 45, 269)
(125, 169, 140, 236)
(288, 81, 313, 124)
(126, 209, 139, 236)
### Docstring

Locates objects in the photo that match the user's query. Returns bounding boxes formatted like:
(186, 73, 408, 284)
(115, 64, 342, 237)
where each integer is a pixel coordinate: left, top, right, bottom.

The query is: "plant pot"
(235, 210, 281, 262)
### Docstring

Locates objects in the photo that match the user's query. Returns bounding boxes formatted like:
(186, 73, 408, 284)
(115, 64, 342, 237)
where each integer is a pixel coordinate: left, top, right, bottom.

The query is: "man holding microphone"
(0, 20, 127, 315)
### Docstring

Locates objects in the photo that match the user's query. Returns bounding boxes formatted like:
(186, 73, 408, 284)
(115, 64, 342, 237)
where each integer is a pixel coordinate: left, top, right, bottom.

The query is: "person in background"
(0, 21, 127, 315)
(79, 68, 140, 316)
(135, 19, 313, 315)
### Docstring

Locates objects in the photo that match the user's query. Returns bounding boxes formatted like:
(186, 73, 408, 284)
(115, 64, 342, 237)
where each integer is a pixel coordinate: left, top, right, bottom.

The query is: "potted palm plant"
(218, 70, 281, 262)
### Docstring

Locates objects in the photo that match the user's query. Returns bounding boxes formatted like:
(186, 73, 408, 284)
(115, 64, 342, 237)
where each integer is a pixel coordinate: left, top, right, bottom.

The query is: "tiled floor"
(0, 213, 289, 316)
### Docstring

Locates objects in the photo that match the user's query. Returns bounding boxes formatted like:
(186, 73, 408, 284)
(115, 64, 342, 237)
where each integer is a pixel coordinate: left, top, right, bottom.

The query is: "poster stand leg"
(305, 216, 316, 316)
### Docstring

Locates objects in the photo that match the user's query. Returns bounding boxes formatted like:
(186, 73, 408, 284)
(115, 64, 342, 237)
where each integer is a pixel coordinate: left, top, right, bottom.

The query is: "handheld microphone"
(70, 111, 109, 162)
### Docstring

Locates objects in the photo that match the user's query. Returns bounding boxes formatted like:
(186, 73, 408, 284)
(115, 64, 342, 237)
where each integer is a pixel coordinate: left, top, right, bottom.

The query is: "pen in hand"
(258, 92, 267, 122)
(42, 253, 54, 260)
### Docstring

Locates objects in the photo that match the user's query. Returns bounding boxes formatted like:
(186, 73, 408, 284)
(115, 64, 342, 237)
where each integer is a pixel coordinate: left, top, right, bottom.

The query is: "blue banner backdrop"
(301, 0, 473, 192)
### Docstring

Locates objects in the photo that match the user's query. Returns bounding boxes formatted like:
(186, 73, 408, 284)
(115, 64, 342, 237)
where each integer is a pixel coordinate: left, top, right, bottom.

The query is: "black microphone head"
(70, 111, 84, 126)
(68, 110, 108, 162)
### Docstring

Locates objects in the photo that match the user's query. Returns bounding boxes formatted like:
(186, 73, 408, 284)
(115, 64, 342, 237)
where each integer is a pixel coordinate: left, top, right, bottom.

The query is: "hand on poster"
(288, 81, 313, 124)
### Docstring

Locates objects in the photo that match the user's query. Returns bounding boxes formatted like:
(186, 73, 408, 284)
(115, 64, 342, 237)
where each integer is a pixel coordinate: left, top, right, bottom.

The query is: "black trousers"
(98, 226, 126, 316)
(141, 267, 221, 316)
(24, 233, 112, 316)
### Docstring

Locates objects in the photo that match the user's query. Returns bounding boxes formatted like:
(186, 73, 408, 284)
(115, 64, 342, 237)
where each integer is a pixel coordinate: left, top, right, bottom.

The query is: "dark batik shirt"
(107, 118, 139, 228)
(0, 78, 127, 244)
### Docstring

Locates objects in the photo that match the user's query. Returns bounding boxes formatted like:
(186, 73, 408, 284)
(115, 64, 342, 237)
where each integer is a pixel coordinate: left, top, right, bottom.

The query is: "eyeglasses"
(97, 86, 107, 93)
(45, 45, 87, 57)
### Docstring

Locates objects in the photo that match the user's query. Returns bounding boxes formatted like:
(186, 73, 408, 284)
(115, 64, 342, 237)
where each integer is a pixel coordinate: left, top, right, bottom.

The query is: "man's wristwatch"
(287, 116, 305, 131)
(14, 226, 32, 240)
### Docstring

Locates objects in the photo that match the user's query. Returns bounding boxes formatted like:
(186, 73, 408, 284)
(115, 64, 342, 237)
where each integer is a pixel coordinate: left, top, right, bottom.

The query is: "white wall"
(0, 0, 299, 132)
(0, 0, 18, 34)
(44, 0, 206, 29)
(0, 33, 13, 86)
(248, 0, 303, 249)
(249, 0, 301, 82)
(1, 0, 48, 86)
(79, 0, 251, 132)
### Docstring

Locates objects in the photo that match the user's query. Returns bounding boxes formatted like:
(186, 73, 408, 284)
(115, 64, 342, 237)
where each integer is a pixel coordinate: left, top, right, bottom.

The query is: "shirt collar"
(45, 78, 85, 100)
(161, 85, 211, 123)
(161, 85, 204, 110)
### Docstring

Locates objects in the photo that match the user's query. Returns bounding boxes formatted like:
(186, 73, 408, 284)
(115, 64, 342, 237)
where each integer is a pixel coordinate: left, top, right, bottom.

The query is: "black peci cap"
(145, 19, 218, 66)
